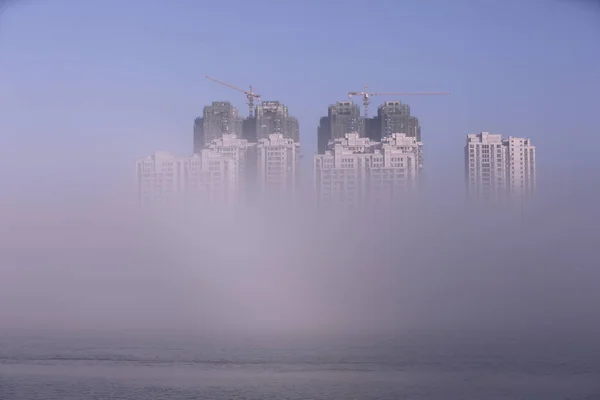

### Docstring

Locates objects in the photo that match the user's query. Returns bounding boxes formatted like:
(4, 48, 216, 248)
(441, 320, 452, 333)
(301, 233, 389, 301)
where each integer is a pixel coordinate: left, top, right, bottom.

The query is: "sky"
(0, 0, 599, 201)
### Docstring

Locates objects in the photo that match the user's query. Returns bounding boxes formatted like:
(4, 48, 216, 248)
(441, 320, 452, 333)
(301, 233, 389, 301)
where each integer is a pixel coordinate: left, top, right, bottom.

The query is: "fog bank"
(0, 179, 598, 337)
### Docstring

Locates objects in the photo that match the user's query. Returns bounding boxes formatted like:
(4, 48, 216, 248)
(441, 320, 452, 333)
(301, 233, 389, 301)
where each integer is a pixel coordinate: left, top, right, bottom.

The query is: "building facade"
(316, 100, 421, 155)
(369, 133, 423, 206)
(317, 101, 364, 154)
(136, 152, 182, 207)
(136, 150, 237, 209)
(314, 133, 422, 210)
(256, 133, 300, 201)
(205, 134, 257, 205)
(255, 101, 300, 142)
(465, 132, 536, 202)
(193, 101, 242, 153)
(195, 100, 300, 153)
(376, 101, 421, 142)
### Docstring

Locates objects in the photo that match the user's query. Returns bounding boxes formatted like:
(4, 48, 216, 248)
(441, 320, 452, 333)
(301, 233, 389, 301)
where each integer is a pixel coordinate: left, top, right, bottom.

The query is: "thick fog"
(0, 0, 598, 342)
(1, 176, 598, 338)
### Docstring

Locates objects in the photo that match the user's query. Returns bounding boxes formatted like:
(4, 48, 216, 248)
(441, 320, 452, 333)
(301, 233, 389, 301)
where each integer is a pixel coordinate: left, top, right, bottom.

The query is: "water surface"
(1, 330, 598, 399)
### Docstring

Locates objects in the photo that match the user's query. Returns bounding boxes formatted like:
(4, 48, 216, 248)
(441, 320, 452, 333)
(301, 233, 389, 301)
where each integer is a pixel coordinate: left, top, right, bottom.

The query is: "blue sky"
(0, 0, 598, 194)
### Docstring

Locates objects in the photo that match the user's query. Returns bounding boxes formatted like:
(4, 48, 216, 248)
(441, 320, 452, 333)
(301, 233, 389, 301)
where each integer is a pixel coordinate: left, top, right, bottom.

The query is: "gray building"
(284, 116, 300, 143)
(193, 101, 242, 153)
(364, 116, 381, 143)
(194, 100, 299, 155)
(330, 101, 364, 141)
(255, 101, 299, 142)
(317, 100, 420, 154)
(317, 116, 330, 156)
(242, 117, 257, 143)
(193, 117, 204, 154)
(376, 101, 421, 142)
(317, 101, 363, 154)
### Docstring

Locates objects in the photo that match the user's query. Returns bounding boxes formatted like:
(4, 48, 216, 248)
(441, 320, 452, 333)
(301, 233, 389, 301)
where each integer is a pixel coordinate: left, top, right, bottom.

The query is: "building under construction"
(255, 101, 299, 142)
(317, 85, 448, 153)
(194, 101, 242, 153)
(378, 101, 421, 142)
(317, 100, 421, 154)
(194, 101, 300, 153)
(195, 76, 300, 153)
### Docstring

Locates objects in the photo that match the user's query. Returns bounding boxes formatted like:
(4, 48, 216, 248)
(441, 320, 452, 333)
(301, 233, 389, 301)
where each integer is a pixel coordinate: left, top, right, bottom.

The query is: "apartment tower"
(465, 132, 536, 202)
(193, 101, 242, 153)
(314, 132, 422, 211)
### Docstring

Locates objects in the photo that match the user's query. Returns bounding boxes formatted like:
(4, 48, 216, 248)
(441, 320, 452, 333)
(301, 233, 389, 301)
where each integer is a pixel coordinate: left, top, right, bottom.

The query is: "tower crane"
(348, 84, 450, 117)
(205, 75, 261, 118)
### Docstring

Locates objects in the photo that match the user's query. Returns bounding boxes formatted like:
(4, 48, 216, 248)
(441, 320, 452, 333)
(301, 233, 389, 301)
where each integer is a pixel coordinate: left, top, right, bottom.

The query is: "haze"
(0, 176, 597, 339)
(0, 0, 599, 339)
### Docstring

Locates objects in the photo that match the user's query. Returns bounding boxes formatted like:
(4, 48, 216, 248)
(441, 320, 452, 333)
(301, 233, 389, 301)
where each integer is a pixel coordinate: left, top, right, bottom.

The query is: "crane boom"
(370, 92, 451, 96)
(205, 75, 261, 117)
(205, 75, 251, 96)
(348, 84, 450, 117)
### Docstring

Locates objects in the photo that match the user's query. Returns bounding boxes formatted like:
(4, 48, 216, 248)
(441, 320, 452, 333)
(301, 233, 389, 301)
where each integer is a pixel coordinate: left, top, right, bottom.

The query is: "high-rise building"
(242, 117, 257, 143)
(364, 116, 381, 143)
(193, 101, 242, 153)
(255, 101, 299, 142)
(314, 132, 422, 210)
(506, 136, 536, 197)
(196, 148, 238, 208)
(256, 133, 300, 200)
(314, 133, 373, 209)
(136, 150, 237, 209)
(370, 133, 423, 205)
(465, 132, 536, 202)
(285, 115, 300, 142)
(193, 117, 203, 154)
(205, 134, 257, 205)
(376, 101, 421, 142)
(136, 152, 183, 207)
(316, 100, 421, 154)
(317, 116, 330, 156)
(317, 101, 364, 154)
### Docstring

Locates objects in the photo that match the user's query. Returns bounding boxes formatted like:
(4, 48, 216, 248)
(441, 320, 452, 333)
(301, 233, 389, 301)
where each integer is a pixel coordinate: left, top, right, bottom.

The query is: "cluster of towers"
(136, 96, 429, 210)
(314, 100, 425, 210)
(193, 100, 300, 153)
(135, 77, 536, 210)
(137, 98, 302, 209)
(317, 100, 421, 154)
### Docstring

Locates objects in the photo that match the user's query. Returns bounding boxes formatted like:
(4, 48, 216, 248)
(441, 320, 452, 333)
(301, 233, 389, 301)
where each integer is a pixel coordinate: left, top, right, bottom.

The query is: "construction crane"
(348, 84, 450, 117)
(205, 75, 261, 118)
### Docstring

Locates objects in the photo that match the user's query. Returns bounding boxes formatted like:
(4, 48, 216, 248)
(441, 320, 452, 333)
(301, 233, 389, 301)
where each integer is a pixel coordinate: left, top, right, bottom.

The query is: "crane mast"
(205, 75, 261, 118)
(348, 84, 450, 117)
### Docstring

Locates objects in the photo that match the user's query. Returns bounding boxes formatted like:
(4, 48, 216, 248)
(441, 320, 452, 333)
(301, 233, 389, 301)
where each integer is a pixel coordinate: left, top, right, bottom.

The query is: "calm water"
(1, 330, 599, 399)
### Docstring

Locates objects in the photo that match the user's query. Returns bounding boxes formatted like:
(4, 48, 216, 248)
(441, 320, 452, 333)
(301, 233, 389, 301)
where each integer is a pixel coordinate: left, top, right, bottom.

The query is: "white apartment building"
(314, 132, 422, 210)
(465, 132, 536, 201)
(256, 133, 300, 201)
(205, 134, 256, 204)
(370, 133, 423, 205)
(136, 150, 237, 209)
(136, 152, 182, 207)
(314, 133, 372, 210)
(507, 136, 536, 196)
(196, 148, 237, 208)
